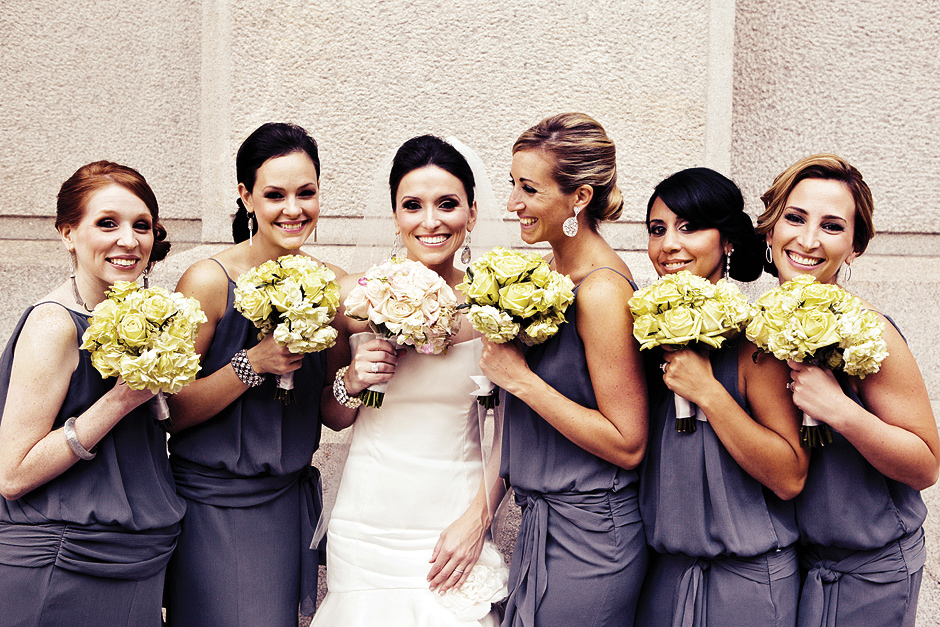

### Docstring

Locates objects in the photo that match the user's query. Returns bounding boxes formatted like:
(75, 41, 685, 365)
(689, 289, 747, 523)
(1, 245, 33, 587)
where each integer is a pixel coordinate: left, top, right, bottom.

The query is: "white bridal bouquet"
(434, 543, 509, 621)
(629, 271, 751, 433)
(456, 247, 575, 407)
(344, 257, 461, 407)
(80, 281, 207, 421)
(746, 274, 888, 447)
(234, 255, 340, 402)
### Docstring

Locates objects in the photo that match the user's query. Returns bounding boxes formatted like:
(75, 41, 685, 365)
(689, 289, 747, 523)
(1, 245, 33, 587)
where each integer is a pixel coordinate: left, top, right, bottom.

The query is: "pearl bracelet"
(231, 349, 265, 387)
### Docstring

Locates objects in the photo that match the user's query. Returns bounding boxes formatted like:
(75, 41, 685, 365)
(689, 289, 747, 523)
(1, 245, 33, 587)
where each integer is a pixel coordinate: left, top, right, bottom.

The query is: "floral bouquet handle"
(150, 391, 171, 422)
(469, 375, 499, 410)
(674, 393, 698, 434)
(274, 373, 295, 403)
(349, 331, 391, 409)
(800, 413, 833, 448)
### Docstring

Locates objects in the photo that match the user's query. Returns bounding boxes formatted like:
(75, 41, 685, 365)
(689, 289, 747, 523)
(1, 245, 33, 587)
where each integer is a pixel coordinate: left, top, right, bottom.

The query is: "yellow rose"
(632, 313, 661, 348)
(660, 306, 703, 345)
(491, 252, 539, 285)
(107, 281, 139, 301)
(140, 292, 174, 324)
(498, 283, 539, 318)
(792, 307, 841, 353)
(117, 312, 150, 348)
(522, 316, 560, 345)
(463, 269, 500, 306)
(235, 286, 273, 323)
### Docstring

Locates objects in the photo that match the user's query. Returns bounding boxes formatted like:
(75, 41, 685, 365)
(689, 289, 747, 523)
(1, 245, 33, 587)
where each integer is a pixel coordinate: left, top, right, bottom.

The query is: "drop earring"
(460, 231, 472, 265)
(765, 243, 772, 264)
(563, 206, 581, 238)
(142, 268, 150, 289)
(390, 233, 402, 261)
(843, 264, 852, 283)
(724, 246, 734, 279)
(69, 253, 93, 313)
(248, 212, 254, 247)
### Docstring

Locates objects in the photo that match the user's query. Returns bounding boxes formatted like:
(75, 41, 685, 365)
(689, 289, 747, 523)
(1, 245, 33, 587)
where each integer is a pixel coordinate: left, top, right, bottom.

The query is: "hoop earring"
(765, 243, 773, 264)
(843, 264, 852, 283)
(390, 233, 403, 261)
(460, 231, 472, 265)
(563, 206, 581, 238)
(724, 246, 734, 279)
(247, 212, 254, 247)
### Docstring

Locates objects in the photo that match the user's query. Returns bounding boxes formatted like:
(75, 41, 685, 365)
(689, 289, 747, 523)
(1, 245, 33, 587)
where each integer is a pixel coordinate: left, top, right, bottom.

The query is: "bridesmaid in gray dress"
(757, 154, 938, 627)
(480, 113, 649, 626)
(164, 123, 345, 626)
(636, 168, 808, 627)
(0, 161, 184, 626)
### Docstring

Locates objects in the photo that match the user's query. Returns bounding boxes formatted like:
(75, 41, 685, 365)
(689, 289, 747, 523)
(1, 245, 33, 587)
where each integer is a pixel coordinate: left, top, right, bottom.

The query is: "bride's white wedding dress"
(312, 334, 507, 627)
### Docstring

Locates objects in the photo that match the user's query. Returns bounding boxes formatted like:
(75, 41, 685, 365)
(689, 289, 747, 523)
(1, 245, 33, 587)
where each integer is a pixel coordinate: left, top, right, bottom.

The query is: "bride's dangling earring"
(460, 231, 472, 265)
(390, 233, 403, 261)
(563, 206, 581, 237)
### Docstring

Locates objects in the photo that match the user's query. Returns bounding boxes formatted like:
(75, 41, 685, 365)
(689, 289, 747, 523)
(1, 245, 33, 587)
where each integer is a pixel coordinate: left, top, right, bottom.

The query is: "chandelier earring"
(69, 253, 93, 313)
(390, 233, 403, 261)
(765, 243, 773, 264)
(724, 246, 734, 279)
(460, 231, 472, 265)
(563, 206, 581, 238)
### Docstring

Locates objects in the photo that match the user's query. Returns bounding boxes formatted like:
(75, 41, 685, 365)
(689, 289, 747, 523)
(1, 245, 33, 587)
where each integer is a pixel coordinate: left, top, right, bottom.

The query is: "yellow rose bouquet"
(456, 247, 575, 408)
(746, 274, 888, 447)
(344, 258, 461, 408)
(234, 255, 340, 403)
(629, 271, 751, 433)
(80, 281, 207, 422)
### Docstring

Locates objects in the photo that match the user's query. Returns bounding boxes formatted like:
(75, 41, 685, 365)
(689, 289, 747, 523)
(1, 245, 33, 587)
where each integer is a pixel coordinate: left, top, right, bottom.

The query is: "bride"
(314, 135, 508, 626)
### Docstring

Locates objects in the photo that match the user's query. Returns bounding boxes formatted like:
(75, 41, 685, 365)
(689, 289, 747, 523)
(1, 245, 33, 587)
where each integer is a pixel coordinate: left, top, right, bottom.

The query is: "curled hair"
(512, 112, 622, 231)
(56, 161, 170, 269)
(647, 168, 764, 282)
(388, 135, 475, 210)
(232, 122, 321, 243)
(756, 154, 874, 275)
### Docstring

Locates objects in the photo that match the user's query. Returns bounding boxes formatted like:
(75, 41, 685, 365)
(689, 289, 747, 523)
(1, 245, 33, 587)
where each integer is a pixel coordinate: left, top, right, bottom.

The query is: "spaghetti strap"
(575, 267, 637, 291)
(208, 258, 236, 285)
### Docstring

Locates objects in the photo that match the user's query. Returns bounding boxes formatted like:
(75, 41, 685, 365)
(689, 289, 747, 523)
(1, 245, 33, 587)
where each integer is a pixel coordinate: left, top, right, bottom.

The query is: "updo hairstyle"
(512, 112, 622, 231)
(56, 160, 170, 269)
(755, 153, 874, 276)
(232, 122, 321, 243)
(647, 167, 764, 282)
(388, 135, 475, 210)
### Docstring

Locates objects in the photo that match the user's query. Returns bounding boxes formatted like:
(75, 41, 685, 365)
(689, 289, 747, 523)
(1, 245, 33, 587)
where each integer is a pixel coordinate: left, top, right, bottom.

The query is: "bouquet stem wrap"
(349, 331, 391, 409)
(674, 394, 698, 434)
(150, 391, 171, 422)
(799, 413, 833, 448)
(275, 373, 295, 403)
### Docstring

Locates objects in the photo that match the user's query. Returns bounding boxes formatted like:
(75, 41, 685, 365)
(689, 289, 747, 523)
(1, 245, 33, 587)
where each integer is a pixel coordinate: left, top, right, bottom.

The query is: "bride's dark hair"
(232, 122, 320, 243)
(388, 135, 475, 210)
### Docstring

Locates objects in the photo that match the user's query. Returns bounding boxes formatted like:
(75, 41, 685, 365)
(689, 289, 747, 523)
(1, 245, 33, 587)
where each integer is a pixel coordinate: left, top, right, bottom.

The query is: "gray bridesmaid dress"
(795, 316, 926, 627)
(500, 269, 648, 627)
(164, 260, 325, 627)
(0, 304, 185, 627)
(636, 338, 800, 627)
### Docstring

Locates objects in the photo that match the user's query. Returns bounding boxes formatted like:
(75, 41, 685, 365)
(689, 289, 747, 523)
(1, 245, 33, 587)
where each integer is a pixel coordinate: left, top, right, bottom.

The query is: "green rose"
(660, 306, 703, 345)
(464, 270, 500, 306)
(468, 305, 519, 343)
(792, 307, 841, 354)
(235, 287, 273, 323)
(140, 292, 174, 324)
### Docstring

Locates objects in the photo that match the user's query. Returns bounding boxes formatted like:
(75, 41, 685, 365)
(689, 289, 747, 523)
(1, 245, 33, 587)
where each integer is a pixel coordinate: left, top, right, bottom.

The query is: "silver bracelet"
(231, 349, 265, 387)
(333, 366, 363, 409)
(63, 416, 96, 461)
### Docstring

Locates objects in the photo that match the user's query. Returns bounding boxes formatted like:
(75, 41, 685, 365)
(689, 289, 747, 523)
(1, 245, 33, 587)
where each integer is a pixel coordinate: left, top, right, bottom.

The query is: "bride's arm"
(427, 407, 506, 593)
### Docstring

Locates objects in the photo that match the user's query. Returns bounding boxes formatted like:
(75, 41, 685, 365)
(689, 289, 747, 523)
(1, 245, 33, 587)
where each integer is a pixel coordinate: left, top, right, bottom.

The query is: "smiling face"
(647, 197, 729, 284)
(766, 178, 858, 285)
(507, 149, 577, 245)
(60, 183, 154, 296)
(393, 165, 476, 277)
(239, 151, 319, 252)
